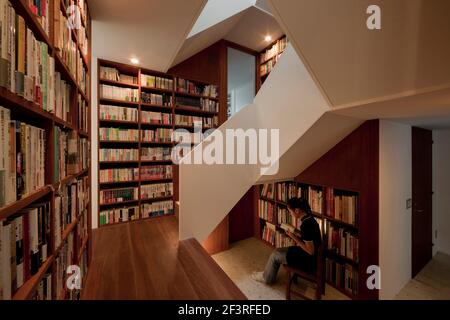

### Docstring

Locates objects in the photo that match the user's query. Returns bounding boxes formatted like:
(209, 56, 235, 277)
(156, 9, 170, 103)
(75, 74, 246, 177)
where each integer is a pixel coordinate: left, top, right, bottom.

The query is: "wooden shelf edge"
(100, 78, 139, 88)
(0, 187, 52, 220)
(12, 255, 55, 300)
(99, 213, 175, 228)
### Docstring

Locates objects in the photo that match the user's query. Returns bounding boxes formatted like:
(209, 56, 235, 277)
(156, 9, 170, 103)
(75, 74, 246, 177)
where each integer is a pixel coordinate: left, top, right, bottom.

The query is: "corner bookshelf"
(256, 180, 360, 299)
(97, 59, 220, 228)
(257, 35, 289, 88)
(0, 0, 91, 300)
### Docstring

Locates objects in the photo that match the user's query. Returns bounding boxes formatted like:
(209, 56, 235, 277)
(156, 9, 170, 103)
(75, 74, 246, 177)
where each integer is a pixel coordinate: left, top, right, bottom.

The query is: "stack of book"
(141, 201, 174, 218)
(99, 148, 139, 162)
(277, 207, 300, 229)
(54, 183, 77, 248)
(0, 201, 51, 300)
(141, 92, 173, 106)
(276, 182, 299, 203)
(141, 128, 173, 143)
(100, 85, 139, 102)
(100, 187, 139, 205)
(55, 8, 77, 78)
(140, 165, 172, 180)
(260, 183, 275, 199)
(176, 79, 218, 98)
(27, 0, 50, 35)
(100, 66, 138, 85)
(325, 259, 358, 296)
(140, 74, 173, 90)
(308, 186, 324, 214)
(100, 105, 138, 122)
(141, 147, 171, 161)
(326, 221, 359, 262)
(258, 200, 276, 224)
(175, 115, 203, 126)
(100, 168, 139, 183)
(141, 111, 172, 125)
(99, 206, 139, 226)
(140, 183, 173, 200)
(0, 108, 46, 207)
(326, 189, 358, 226)
(99, 128, 139, 142)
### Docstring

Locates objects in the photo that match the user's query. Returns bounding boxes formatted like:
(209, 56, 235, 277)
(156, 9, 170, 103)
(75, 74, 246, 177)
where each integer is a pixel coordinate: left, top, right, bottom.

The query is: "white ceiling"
(171, 6, 283, 67)
(88, 0, 207, 72)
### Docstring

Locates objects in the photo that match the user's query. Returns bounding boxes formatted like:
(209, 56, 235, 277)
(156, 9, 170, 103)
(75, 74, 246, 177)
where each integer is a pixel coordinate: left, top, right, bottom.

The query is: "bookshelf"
(97, 59, 220, 227)
(0, 0, 91, 300)
(257, 35, 289, 88)
(256, 180, 360, 299)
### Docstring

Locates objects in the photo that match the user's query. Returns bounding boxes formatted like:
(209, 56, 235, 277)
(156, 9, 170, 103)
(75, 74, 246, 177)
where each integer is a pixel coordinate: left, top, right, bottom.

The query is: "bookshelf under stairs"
(98, 59, 220, 227)
(257, 180, 360, 299)
(0, 0, 91, 300)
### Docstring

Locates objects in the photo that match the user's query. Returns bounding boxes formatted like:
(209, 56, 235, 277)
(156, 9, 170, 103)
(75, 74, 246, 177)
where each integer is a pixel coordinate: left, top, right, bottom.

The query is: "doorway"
(412, 127, 433, 277)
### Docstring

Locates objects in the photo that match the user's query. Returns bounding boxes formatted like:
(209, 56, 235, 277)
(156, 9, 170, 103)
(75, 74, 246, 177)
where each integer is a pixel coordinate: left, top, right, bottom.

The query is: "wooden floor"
(82, 216, 246, 300)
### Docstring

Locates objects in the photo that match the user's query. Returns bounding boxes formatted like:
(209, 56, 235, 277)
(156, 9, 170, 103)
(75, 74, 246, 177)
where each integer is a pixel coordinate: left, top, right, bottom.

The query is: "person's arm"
(286, 231, 315, 255)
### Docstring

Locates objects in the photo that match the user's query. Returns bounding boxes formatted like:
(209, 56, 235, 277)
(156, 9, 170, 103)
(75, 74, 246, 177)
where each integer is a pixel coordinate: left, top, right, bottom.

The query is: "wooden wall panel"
(169, 41, 229, 254)
(229, 187, 256, 243)
(296, 120, 379, 300)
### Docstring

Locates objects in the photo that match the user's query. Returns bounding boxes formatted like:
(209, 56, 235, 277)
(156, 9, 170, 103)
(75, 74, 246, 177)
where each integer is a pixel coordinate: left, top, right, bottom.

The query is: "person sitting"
(251, 197, 322, 284)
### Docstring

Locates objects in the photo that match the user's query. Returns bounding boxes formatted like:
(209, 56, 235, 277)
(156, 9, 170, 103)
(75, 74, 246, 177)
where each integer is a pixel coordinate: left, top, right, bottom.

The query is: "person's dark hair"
(287, 197, 312, 215)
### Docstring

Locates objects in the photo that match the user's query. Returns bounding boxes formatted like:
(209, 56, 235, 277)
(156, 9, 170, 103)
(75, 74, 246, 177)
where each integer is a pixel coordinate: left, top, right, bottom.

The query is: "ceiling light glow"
(265, 35, 272, 42)
(130, 58, 140, 65)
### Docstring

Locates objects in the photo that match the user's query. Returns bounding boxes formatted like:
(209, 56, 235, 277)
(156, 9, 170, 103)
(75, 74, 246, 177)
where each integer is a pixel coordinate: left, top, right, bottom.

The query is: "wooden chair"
(283, 245, 325, 300)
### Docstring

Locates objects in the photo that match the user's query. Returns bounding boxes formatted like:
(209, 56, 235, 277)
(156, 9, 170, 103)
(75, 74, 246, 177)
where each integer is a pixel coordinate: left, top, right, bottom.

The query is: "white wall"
(433, 129, 450, 255)
(227, 48, 255, 116)
(379, 120, 412, 300)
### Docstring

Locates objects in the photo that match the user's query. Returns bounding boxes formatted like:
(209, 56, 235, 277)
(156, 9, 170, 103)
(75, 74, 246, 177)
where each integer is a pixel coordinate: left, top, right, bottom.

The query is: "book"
(100, 168, 139, 183)
(99, 128, 139, 142)
(140, 165, 172, 180)
(141, 92, 173, 106)
(99, 148, 139, 162)
(100, 105, 138, 122)
(100, 84, 139, 102)
(99, 187, 139, 205)
(140, 74, 173, 89)
(140, 183, 173, 200)
(141, 128, 173, 143)
(99, 206, 139, 226)
(141, 201, 173, 218)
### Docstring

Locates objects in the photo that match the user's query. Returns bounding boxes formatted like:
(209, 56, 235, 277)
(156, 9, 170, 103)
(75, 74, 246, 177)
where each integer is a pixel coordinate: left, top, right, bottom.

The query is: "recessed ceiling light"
(265, 35, 272, 42)
(130, 58, 140, 65)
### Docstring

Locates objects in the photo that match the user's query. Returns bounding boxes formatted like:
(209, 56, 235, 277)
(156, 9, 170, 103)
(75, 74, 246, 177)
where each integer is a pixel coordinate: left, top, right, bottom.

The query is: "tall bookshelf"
(256, 180, 360, 299)
(97, 59, 220, 227)
(257, 35, 289, 88)
(0, 0, 91, 300)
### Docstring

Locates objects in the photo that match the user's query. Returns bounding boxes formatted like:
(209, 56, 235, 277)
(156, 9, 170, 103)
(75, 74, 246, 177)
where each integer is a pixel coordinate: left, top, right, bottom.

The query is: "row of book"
(54, 183, 77, 248)
(175, 115, 218, 128)
(141, 147, 171, 161)
(27, 0, 50, 36)
(78, 14, 89, 58)
(99, 200, 175, 226)
(142, 128, 173, 143)
(99, 128, 139, 142)
(100, 67, 138, 85)
(325, 189, 358, 226)
(55, 129, 88, 182)
(258, 200, 276, 224)
(0, 201, 51, 299)
(141, 111, 172, 125)
(141, 182, 173, 200)
(78, 95, 88, 132)
(260, 36, 289, 64)
(55, 8, 78, 79)
(55, 234, 75, 300)
(141, 201, 174, 218)
(309, 187, 324, 214)
(32, 272, 52, 300)
(260, 183, 274, 199)
(99, 148, 139, 162)
(261, 222, 295, 248)
(99, 206, 139, 226)
(141, 74, 173, 90)
(99, 187, 138, 205)
(325, 259, 358, 296)
(99, 168, 138, 183)
(141, 92, 173, 106)
(0, 108, 46, 207)
(326, 222, 359, 262)
(100, 105, 138, 122)
(276, 182, 300, 203)
(175, 97, 219, 113)
(140, 165, 172, 181)
(176, 79, 218, 98)
(100, 84, 139, 102)
(77, 56, 88, 95)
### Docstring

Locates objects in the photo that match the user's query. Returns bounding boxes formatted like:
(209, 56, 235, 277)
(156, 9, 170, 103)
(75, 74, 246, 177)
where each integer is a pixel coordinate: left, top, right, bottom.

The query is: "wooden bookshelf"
(97, 59, 220, 227)
(0, 0, 92, 300)
(256, 180, 360, 299)
(257, 35, 289, 89)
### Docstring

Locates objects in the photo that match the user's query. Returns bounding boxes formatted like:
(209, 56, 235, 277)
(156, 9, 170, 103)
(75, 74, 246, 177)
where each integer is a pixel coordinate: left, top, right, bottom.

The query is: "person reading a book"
(252, 197, 322, 284)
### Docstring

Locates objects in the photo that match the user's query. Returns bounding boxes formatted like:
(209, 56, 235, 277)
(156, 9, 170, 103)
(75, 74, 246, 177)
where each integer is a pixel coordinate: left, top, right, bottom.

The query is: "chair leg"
(286, 271, 292, 300)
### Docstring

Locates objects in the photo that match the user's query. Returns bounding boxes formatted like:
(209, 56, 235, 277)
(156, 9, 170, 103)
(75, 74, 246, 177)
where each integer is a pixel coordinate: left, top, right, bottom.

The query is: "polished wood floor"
(82, 216, 246, 300)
